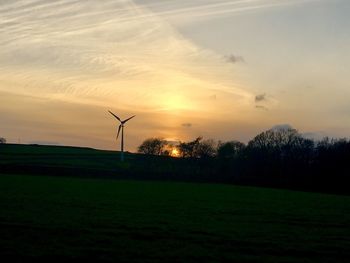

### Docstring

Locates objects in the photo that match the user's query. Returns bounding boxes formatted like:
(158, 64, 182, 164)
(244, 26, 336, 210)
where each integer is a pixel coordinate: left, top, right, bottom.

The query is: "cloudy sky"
(0, 0, 349, 150)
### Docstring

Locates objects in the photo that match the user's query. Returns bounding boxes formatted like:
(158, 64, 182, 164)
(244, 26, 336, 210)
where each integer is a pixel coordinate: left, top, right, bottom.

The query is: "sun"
(170, 148, 180, 158)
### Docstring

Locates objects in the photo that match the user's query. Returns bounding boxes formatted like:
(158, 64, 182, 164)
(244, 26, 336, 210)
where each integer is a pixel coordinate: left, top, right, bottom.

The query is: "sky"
(0, 0, 349, 151)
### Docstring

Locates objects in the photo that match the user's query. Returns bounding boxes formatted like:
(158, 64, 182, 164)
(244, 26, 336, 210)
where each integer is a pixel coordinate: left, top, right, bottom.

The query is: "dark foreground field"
(0, 174, 349, 262)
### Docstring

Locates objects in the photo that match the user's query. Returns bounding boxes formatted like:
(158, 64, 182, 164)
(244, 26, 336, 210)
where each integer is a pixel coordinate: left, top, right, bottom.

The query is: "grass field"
(0, 143, 128, 171)
(1, 174, 350, 262)
(0, 144, 196, 181)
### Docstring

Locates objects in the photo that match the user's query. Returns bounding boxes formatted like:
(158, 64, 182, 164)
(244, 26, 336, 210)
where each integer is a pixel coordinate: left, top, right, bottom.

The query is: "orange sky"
(1, 0, 349, 151)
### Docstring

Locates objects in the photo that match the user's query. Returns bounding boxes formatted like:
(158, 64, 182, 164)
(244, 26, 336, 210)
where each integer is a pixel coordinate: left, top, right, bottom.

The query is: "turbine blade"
(122, 115, 136, 124)
(117, 125, 122, 139)
(108, 110, 121, 122)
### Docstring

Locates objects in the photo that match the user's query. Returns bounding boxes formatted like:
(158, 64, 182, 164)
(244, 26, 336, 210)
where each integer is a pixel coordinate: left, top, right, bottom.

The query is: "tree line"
(137, 128, 350, 194)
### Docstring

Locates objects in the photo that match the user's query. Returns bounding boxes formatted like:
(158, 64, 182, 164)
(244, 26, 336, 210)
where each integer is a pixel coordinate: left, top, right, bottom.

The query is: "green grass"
(0, 144, 191, 180)
(1, 174, 349, 262)
(0, 144, 124, 169)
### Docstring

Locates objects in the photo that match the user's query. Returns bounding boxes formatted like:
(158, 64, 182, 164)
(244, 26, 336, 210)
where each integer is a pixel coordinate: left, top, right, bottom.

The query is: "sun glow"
(155, 83, 197, 111)
(170, 148, 180, 157)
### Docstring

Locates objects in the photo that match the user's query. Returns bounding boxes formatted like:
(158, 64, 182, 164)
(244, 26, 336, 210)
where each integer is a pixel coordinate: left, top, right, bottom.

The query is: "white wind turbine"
(108, 110, 135, 162)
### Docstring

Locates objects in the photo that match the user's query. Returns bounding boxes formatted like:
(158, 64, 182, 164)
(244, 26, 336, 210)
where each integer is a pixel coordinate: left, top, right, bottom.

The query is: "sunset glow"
(1, 0, 349, 151)
(170, 148, 180, 158)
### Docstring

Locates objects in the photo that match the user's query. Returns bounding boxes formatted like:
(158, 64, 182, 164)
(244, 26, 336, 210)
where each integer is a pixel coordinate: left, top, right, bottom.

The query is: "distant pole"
(121, 125, 125, 162)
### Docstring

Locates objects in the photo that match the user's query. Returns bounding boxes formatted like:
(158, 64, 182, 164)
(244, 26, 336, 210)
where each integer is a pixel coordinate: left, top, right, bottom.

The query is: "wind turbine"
(108, 110, 135, 162)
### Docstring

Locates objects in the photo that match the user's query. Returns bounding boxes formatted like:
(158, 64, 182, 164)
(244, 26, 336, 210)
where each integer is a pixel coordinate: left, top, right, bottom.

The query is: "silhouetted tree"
(138, 138, 168, 155)
(135, 128, 350, 193)
(245, 127, 315, 181)
(315, 137, 350, 190)
(178, 137, 202, 158)
(196, 139, 217, 158)
(248, 127, 301, 150)
(0, 137, 6, 144)
(217, 141, 245, 159)
(247, 127, 314, 157)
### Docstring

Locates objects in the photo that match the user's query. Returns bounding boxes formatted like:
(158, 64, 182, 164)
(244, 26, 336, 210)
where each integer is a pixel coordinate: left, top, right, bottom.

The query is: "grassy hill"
(0, 143, 216, 182)
(0, 174, 349, 262)
(0, 143, 132, 175)
(0, 144, 170, 178)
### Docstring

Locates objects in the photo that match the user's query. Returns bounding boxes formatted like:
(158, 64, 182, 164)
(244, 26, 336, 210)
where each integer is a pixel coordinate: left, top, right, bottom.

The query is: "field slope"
(0, 144, 199, 181)
(0, 174, 349, 262)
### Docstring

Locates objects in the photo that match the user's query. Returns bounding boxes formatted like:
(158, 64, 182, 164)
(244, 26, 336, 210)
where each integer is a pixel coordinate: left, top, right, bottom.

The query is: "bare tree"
(178, 137, 202, 158)
(217, 141, 245, 159)
(0, 137, 6, 144)
(248, 127, 301, 150)
(138, 138, 168, 155)
(196, 139, 217, 158)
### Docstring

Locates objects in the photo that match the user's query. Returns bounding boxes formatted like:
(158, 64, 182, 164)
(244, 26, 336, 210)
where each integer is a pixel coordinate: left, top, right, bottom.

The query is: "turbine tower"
(108, 110, 135, 162)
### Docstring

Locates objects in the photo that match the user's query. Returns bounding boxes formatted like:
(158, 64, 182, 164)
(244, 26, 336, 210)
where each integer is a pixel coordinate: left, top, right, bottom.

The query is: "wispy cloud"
(0, 0, 253, 106)
(0, 0, 259, 150)
(136, 0, 320, 25)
